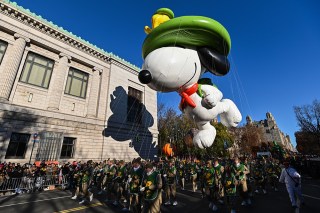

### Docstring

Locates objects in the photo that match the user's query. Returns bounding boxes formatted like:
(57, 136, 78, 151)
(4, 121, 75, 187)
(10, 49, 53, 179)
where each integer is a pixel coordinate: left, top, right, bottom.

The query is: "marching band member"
(113, 160, 127, 206)
(177, 160, 186, 190)
(123, 158, 143, 212)
(103, 159, 117, 201)
(232, 157, 251, 206)
(187, 159, 198, 192)
(213, 158, 225, 204)
(253, 157, 267, 195)
(164, 159, 178, 206)
(203, 160, 218, 211)
(140, 163, 163, 213)
(224, 162, 237, 213)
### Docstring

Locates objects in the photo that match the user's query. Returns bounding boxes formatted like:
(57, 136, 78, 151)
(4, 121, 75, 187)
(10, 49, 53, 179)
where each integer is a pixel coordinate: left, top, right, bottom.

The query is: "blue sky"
(11, 0, 320, 147)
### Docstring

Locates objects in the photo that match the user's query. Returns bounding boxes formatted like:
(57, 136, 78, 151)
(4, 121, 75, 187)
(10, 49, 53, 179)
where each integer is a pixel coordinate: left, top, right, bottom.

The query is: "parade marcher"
(177, 160, 186, 190)
(243, 157, 254, 198)
(164, 159, 178, 206)
(140, 163, 163, 213)
(232, 157, 251, 206)
(79, 163, 94, 204)
(198, 160, 206, 199)
(213, 158, 225, 204)
(123, 158, 143, 212)
(253, 156, 267, 195)
(224, 163, 237, 213)
(92, 163, 104, 194)
(203, 160, 218, 211)
(67, 163, 76, 192)
(279, 160, 305, 209)
(187, 159, 198, 192)
(266, 159, 280, 192)
(71, 164, 83, 200)
(102, 159, 117, 201)
(113, 160, 127, 206)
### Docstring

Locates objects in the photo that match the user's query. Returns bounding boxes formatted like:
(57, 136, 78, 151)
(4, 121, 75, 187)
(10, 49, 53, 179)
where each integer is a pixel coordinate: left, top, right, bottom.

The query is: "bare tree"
(294, 99, 320, 134)
(294, 99, 320, 155)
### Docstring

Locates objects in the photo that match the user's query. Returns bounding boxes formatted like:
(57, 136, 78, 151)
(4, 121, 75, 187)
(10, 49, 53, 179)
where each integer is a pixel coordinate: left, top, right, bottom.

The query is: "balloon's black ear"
(197, 47, 230, 76)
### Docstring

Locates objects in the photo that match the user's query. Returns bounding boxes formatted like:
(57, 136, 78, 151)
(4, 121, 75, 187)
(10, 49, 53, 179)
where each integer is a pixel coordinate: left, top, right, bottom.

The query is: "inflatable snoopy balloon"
(138, 8, 242, 149)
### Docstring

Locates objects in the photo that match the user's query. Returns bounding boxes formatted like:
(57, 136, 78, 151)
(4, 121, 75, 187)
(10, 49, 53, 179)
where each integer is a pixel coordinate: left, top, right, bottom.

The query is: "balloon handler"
(139, 8, 242, 149)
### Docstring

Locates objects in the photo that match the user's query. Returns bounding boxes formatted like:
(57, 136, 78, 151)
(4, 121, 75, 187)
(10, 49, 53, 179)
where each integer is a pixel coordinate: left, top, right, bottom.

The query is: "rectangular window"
(64, 68, 88, 98)
(127, 87, 143, 124)
(5, 133, 30, 159)
(60, 137, 76, 158)
(0, 40, 8, 65)
(19, 52, 54, 88)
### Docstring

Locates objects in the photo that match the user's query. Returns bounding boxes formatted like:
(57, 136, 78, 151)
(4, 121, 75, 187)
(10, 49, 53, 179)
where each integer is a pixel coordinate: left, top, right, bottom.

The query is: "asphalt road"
(0, 177, 319, 213)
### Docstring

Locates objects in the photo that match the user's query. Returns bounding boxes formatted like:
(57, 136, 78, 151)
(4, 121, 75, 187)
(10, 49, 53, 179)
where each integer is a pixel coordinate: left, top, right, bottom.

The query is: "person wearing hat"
(202, 160, 218, 211)
(223, 162, 237, 213)
(213, 158, 225, 204)
(231, 157, 251, 206)
(71, 165, 83, 200)
(242, 157, 254, 198)
(101, 159, 117, 201)
(113, 160, 127, 206)
(123, 158, 143, 212)
(198, 160, 207, 199)
(78, 164, 94, 204)
(163, 159, 178, 206)
(140, 162, 163, 213)
(279, 159, 305, 209)
(186, 159, 198, 193)
(177, 160, 186, 190)
(253, 156, 267, 195)
(92, 163, 104, 196)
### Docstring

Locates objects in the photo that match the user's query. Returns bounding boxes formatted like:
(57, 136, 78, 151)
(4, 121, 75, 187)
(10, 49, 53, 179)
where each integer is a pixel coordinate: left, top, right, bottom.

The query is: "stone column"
(0, 33, 30, 100)
(86, 67, 102, 117)
(47, 53, 71, 111)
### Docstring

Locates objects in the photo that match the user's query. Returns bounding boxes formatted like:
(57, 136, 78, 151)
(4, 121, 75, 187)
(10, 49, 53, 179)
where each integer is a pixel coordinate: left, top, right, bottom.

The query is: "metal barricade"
(0, 177, 33, 193)
(0, 175, 68, 193)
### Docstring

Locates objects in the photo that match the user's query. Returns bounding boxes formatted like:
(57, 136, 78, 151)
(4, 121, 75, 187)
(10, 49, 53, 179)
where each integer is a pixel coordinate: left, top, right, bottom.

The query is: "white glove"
(163, 174, 167, 177)
(128, 178, 132, 183)
(140, 187, 145, 192)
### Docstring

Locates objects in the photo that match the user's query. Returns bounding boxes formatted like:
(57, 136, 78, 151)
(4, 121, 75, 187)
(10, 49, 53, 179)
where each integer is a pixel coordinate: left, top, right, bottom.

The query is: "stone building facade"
(0, 1, 158, 163)
(246, 112, 295, 152)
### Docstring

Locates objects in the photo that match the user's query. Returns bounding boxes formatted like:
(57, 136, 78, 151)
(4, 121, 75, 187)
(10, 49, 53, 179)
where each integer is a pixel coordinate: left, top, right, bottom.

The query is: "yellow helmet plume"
(144, 8, 174, 34)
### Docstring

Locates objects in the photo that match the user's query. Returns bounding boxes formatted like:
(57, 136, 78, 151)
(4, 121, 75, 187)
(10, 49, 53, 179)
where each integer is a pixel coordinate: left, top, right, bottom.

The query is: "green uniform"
(143, 171, 160, 201)
(115, 165, 126, 183)
(213, 164, 225, 200)
(166, 166, 176, 185)
(129, 167, 143, 194)
(203, 166, 215, 203)
(142, 170, 163, 213)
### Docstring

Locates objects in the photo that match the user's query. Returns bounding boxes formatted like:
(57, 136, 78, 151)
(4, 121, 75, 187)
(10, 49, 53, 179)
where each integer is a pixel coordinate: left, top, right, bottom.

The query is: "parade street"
(0, 177, 319, 213)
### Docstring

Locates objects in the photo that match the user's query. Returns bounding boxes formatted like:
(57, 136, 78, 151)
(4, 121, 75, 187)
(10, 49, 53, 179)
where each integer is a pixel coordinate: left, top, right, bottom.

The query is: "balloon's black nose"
(138, 70, 152, 84)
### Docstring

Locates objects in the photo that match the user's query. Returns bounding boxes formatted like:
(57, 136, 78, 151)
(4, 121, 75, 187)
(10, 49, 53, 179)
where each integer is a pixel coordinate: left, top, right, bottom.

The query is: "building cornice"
(0, 0, 140, 73)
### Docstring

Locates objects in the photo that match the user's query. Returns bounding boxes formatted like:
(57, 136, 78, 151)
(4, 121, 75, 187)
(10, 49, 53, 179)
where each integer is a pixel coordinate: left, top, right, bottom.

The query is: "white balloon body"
(142, 47, 242, 148)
